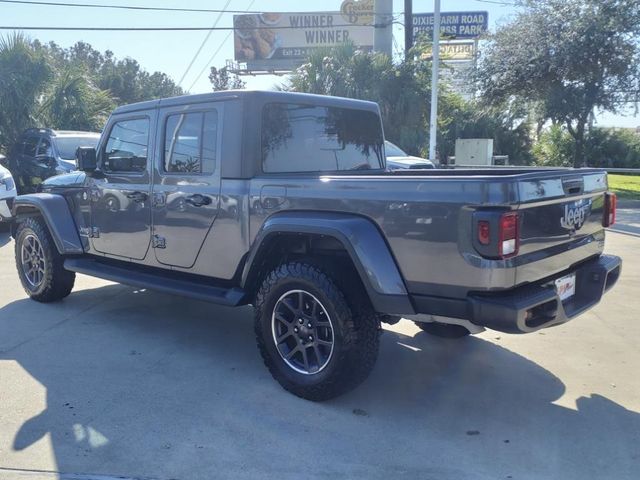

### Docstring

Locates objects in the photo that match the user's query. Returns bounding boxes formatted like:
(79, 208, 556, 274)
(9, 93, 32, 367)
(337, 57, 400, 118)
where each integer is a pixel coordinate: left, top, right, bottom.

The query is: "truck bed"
(248, 168, 609, 298)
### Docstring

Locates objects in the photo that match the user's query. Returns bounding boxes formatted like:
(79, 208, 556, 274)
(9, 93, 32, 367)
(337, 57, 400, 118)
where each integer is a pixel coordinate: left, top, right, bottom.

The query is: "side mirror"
(76, 147, 97, 172)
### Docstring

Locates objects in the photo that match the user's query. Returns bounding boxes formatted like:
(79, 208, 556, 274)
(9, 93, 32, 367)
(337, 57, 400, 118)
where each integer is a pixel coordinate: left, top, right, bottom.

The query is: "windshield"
(54, 136, 100, 160)
(384, 141, 407, 157)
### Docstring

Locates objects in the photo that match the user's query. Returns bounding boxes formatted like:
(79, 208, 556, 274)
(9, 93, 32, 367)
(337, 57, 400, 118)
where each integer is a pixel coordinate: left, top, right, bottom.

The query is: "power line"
(0, 0, 262, 14)
(177, 0, 232, 88)
(471, 0, 519, 6)
(0, 24, 375, 31)
(0, 0, 394, 16)
(188, 0, 258, 93)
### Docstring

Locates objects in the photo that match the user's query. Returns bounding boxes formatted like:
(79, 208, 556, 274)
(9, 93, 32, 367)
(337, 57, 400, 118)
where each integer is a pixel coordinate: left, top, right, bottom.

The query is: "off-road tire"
(414, 321, 471, 338)
(14, 217, 75, 302)
(254, 262, 379, 401)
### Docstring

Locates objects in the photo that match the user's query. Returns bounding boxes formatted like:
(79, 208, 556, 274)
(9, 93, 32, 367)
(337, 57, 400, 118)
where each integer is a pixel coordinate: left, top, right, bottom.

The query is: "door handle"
(126, 191, 148, 202)
(185, 194, 211, 207)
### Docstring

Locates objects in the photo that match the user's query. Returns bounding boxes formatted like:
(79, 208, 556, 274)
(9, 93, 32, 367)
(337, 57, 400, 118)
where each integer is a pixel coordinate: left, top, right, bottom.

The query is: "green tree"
(585, 128, 640, 168)
(35, 40, 184, 105)
(209, 66, 245, 91)
(532, 125, 575, 166)
(288, 44, 532, 162)
(0, 35, 184, 153)
(40, 69, 115, 131)
(0, 33, 51, 152)
(476, 0, 640, 167)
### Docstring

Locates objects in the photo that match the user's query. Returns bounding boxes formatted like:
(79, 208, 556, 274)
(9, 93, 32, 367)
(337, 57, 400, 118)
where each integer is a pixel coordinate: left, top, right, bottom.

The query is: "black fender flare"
(12, 193, 84, 255)
(241, 211, 415, 315)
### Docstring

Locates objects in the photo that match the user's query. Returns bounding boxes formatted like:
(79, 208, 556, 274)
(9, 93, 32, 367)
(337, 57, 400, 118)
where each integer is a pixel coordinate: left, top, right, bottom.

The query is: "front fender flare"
(12, 193, 83, 255)
(242, 212, 415, 315)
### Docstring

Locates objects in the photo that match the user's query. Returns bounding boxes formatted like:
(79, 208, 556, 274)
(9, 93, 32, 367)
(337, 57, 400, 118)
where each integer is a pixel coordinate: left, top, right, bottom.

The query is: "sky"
(1, 0, 638, 128)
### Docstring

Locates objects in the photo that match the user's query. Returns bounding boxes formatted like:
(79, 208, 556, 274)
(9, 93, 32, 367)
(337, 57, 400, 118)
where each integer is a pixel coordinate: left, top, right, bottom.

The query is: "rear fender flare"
(12, 193, 83, 255)
(242, 212, 415, 315)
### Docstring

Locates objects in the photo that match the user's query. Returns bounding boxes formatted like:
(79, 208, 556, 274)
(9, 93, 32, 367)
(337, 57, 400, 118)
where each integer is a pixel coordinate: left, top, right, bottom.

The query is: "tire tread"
(14, 217, 75, 303)
(254, 261, 379, 401)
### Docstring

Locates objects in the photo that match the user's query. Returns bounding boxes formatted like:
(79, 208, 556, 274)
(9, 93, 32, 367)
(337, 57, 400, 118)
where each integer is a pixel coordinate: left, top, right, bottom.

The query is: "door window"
(22, 137, 39, 158)
(36, 138, 52, 157)
(163, 110, 218, 174)
(103, 118, 150, 173)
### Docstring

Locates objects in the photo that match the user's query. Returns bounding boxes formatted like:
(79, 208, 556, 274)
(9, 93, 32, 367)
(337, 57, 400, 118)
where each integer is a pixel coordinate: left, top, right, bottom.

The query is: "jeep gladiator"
(10, 91, 622, 400)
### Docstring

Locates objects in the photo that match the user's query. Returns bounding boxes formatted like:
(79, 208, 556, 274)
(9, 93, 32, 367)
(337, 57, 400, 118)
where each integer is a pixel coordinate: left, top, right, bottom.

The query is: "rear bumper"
(412, 254, 622, 334)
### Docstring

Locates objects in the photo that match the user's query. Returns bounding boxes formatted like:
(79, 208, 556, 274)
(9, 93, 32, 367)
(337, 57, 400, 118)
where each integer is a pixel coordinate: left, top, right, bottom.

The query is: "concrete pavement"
(0, 228, 638, 480)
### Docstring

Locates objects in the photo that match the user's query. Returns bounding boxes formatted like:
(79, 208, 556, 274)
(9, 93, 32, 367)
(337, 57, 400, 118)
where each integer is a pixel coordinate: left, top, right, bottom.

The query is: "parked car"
(11, 91, 621, 401)
(6, 128, 100, 194)
(385, 140, 435, 169)
(0, 163, 17, 227)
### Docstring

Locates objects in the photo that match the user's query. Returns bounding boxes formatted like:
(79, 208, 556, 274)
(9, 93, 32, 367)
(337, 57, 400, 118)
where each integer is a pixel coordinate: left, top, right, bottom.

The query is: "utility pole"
(374, 0, 393, 57)
(404, 0, 413, 56)
(429, 0, 441, 163)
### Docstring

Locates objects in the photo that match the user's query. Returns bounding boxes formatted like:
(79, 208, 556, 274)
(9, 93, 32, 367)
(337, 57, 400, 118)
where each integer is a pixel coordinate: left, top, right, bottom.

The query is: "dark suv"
(6, 128, 100, 194)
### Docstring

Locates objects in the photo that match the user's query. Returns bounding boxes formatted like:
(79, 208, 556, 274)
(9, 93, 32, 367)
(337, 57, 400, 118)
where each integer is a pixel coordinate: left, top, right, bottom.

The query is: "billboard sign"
(412, 11, 488, 40)
(233, 12, 373, 66)
(422, 41, 476, 61)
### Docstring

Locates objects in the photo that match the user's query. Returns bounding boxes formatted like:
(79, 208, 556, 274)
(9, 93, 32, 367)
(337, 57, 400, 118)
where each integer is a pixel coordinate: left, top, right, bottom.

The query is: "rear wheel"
(254, 261, 379, 401)
(414, 321, 471, 338)
(14, 217, 75, 302)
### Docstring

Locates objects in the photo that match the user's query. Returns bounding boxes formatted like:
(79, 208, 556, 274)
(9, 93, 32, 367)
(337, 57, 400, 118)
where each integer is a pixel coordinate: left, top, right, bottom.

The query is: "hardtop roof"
(112, 90, 380, 115)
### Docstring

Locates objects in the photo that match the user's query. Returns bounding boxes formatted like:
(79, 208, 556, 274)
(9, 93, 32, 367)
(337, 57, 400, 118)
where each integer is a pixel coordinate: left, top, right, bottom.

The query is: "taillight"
(603, 192, 616, 227)
(498, 212, 519, 258)
(478, 221, 490, 245)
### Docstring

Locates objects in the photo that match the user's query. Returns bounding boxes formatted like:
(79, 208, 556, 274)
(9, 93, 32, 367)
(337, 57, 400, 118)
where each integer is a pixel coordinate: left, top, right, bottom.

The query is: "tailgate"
(515, 171, 608, 284)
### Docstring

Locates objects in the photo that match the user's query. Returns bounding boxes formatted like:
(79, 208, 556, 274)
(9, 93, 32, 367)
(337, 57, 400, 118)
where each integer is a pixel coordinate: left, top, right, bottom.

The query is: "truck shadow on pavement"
(1, 285, 638, 480)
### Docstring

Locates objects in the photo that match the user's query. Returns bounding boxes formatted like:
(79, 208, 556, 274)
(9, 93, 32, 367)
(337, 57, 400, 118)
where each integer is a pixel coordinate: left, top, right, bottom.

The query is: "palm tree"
(40, 68, 114, 132)
(0, 34, 115, 153)
(0, 33, 51, 152)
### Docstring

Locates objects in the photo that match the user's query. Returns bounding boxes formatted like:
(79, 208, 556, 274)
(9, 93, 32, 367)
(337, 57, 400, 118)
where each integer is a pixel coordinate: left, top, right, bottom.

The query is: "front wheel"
(15, 217, 75, 302)
(254, 262, 379, 401)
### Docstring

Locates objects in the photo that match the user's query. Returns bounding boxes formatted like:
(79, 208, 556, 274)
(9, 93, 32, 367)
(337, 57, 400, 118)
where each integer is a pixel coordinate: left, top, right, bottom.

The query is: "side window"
(262, 103, 384, 173)
(103, 118, 150, 173)
(163, 110, 218, 174)
(36, 138, 52, 157)
(22, 137, 39, 158)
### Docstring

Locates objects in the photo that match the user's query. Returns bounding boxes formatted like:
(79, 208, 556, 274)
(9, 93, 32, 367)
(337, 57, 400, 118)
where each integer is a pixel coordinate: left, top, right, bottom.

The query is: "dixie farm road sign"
(413, 11, 489, 40)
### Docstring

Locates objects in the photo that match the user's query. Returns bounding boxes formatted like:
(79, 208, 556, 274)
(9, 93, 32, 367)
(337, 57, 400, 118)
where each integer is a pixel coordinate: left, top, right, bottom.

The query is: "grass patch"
(608, 174, 640, 200)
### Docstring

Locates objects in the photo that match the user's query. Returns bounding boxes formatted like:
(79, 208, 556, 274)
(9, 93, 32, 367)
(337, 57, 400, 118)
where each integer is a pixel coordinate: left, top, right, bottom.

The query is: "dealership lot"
(0, 228, 638, 480)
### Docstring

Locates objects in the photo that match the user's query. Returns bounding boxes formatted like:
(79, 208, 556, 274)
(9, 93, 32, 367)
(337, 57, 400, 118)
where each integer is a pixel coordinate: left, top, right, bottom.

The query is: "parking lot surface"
(0, 228, 638, 480)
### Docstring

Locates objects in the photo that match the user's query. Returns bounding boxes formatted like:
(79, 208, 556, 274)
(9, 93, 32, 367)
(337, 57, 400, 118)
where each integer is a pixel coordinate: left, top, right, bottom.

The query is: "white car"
(0, 162, 17, 224)
(385, 141, 435, 170)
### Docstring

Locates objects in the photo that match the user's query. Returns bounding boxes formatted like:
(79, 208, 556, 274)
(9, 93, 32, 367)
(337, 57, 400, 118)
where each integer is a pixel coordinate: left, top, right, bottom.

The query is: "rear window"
(262, 103, 384, 173)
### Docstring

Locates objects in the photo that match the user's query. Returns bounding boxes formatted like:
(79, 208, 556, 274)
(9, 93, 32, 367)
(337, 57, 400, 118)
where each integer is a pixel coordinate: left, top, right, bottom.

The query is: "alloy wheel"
(20, 233, 46, 288)
(271, 289, 335, 375)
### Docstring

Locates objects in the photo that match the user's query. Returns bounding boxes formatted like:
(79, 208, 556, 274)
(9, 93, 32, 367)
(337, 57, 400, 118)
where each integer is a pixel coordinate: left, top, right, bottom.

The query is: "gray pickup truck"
(10, 91, 621, 400)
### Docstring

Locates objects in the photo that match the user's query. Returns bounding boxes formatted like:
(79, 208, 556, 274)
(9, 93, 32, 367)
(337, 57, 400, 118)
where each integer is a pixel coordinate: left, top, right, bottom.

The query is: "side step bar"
(64, 258, 246, 306)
